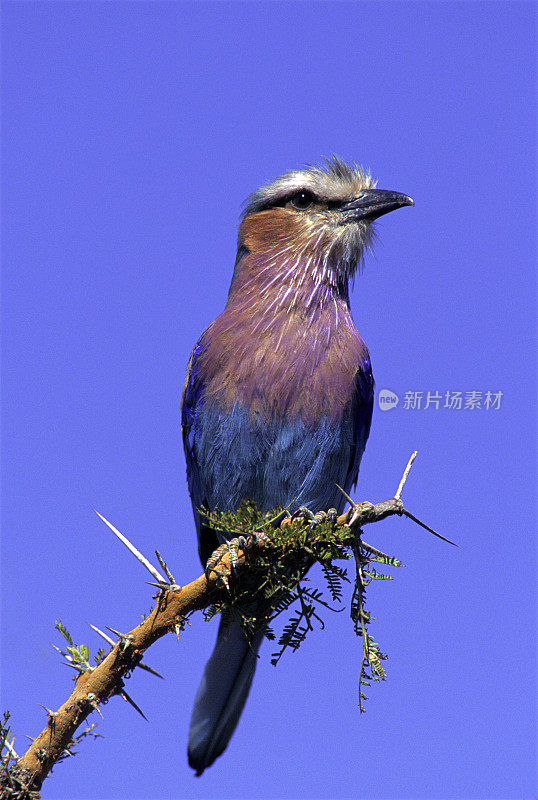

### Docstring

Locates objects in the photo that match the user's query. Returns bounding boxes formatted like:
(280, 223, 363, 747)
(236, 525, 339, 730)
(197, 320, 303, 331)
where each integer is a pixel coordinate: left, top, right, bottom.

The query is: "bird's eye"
(289, 191, 316, 210)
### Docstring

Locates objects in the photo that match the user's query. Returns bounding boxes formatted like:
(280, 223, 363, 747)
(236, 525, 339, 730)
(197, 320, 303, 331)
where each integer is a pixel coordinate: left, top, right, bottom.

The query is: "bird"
(181, 157, 413, 774)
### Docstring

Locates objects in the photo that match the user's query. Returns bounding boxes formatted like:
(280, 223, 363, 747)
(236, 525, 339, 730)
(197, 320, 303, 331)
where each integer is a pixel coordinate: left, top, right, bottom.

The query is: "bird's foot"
(291, 506, 339, 530)
(205, 542, 233, 591)
(205, 531, 270, 590)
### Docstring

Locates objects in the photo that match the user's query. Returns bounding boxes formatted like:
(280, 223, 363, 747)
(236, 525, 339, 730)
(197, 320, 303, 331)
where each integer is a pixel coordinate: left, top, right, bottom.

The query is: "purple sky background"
(2, 3, 536, 799)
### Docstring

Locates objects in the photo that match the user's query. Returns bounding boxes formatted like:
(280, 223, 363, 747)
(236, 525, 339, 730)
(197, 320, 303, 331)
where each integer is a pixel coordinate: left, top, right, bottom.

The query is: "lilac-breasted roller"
(181, 157, 413, 774)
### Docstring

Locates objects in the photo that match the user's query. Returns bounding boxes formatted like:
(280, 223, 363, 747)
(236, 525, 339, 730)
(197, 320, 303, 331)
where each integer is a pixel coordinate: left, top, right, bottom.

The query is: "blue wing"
(343, 354, 375, 498)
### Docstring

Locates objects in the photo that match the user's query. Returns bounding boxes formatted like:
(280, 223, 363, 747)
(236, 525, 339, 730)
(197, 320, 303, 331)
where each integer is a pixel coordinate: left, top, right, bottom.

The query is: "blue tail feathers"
(188, 617, 263, 775)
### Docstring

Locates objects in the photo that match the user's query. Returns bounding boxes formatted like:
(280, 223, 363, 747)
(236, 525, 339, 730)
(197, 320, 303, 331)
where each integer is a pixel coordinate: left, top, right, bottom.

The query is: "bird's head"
(234, 157, 413, 300)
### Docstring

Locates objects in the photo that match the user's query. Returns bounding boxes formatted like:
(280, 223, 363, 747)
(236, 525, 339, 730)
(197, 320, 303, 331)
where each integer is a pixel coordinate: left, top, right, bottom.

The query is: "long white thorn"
(395, 451, 417, 500)
(94, 510, 167, 584)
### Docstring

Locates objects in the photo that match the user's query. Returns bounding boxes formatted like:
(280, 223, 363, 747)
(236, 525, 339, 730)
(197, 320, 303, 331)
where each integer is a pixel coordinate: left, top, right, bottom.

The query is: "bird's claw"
(291, 506, 315, 523)
(291, 506, 338, 530)
(205, 542, 233, 590)
(205, 531, 270, 589)
(325, 508, 339, 527)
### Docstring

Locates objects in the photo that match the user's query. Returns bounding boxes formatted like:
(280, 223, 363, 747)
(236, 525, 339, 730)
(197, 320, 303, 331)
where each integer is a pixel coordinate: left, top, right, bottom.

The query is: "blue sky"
(2, 2, 536, 798)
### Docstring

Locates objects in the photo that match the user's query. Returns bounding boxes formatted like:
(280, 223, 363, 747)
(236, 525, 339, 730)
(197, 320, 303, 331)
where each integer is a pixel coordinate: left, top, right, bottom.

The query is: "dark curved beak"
(339, 189, 414, 223)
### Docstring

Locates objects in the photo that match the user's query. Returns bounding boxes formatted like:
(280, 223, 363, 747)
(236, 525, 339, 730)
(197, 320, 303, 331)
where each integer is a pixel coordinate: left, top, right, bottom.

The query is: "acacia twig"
(7, 563, 232, 794)
(3, 453, 454, 795)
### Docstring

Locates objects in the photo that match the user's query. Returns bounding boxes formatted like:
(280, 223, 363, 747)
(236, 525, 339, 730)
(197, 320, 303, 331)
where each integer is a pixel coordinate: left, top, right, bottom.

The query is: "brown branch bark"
(5, 567, 228, 795)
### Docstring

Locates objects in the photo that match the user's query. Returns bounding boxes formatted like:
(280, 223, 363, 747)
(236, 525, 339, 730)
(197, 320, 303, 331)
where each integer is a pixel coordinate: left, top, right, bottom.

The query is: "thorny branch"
(1, 452, 454, 797)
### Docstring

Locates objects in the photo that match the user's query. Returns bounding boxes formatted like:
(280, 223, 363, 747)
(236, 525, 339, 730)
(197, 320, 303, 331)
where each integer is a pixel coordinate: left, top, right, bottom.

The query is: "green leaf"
(55, 620, 73, 645)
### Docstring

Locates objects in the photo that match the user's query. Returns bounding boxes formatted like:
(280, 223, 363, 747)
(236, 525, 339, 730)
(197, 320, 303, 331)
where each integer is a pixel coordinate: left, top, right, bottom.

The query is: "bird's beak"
(339, 189, 414, 224)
